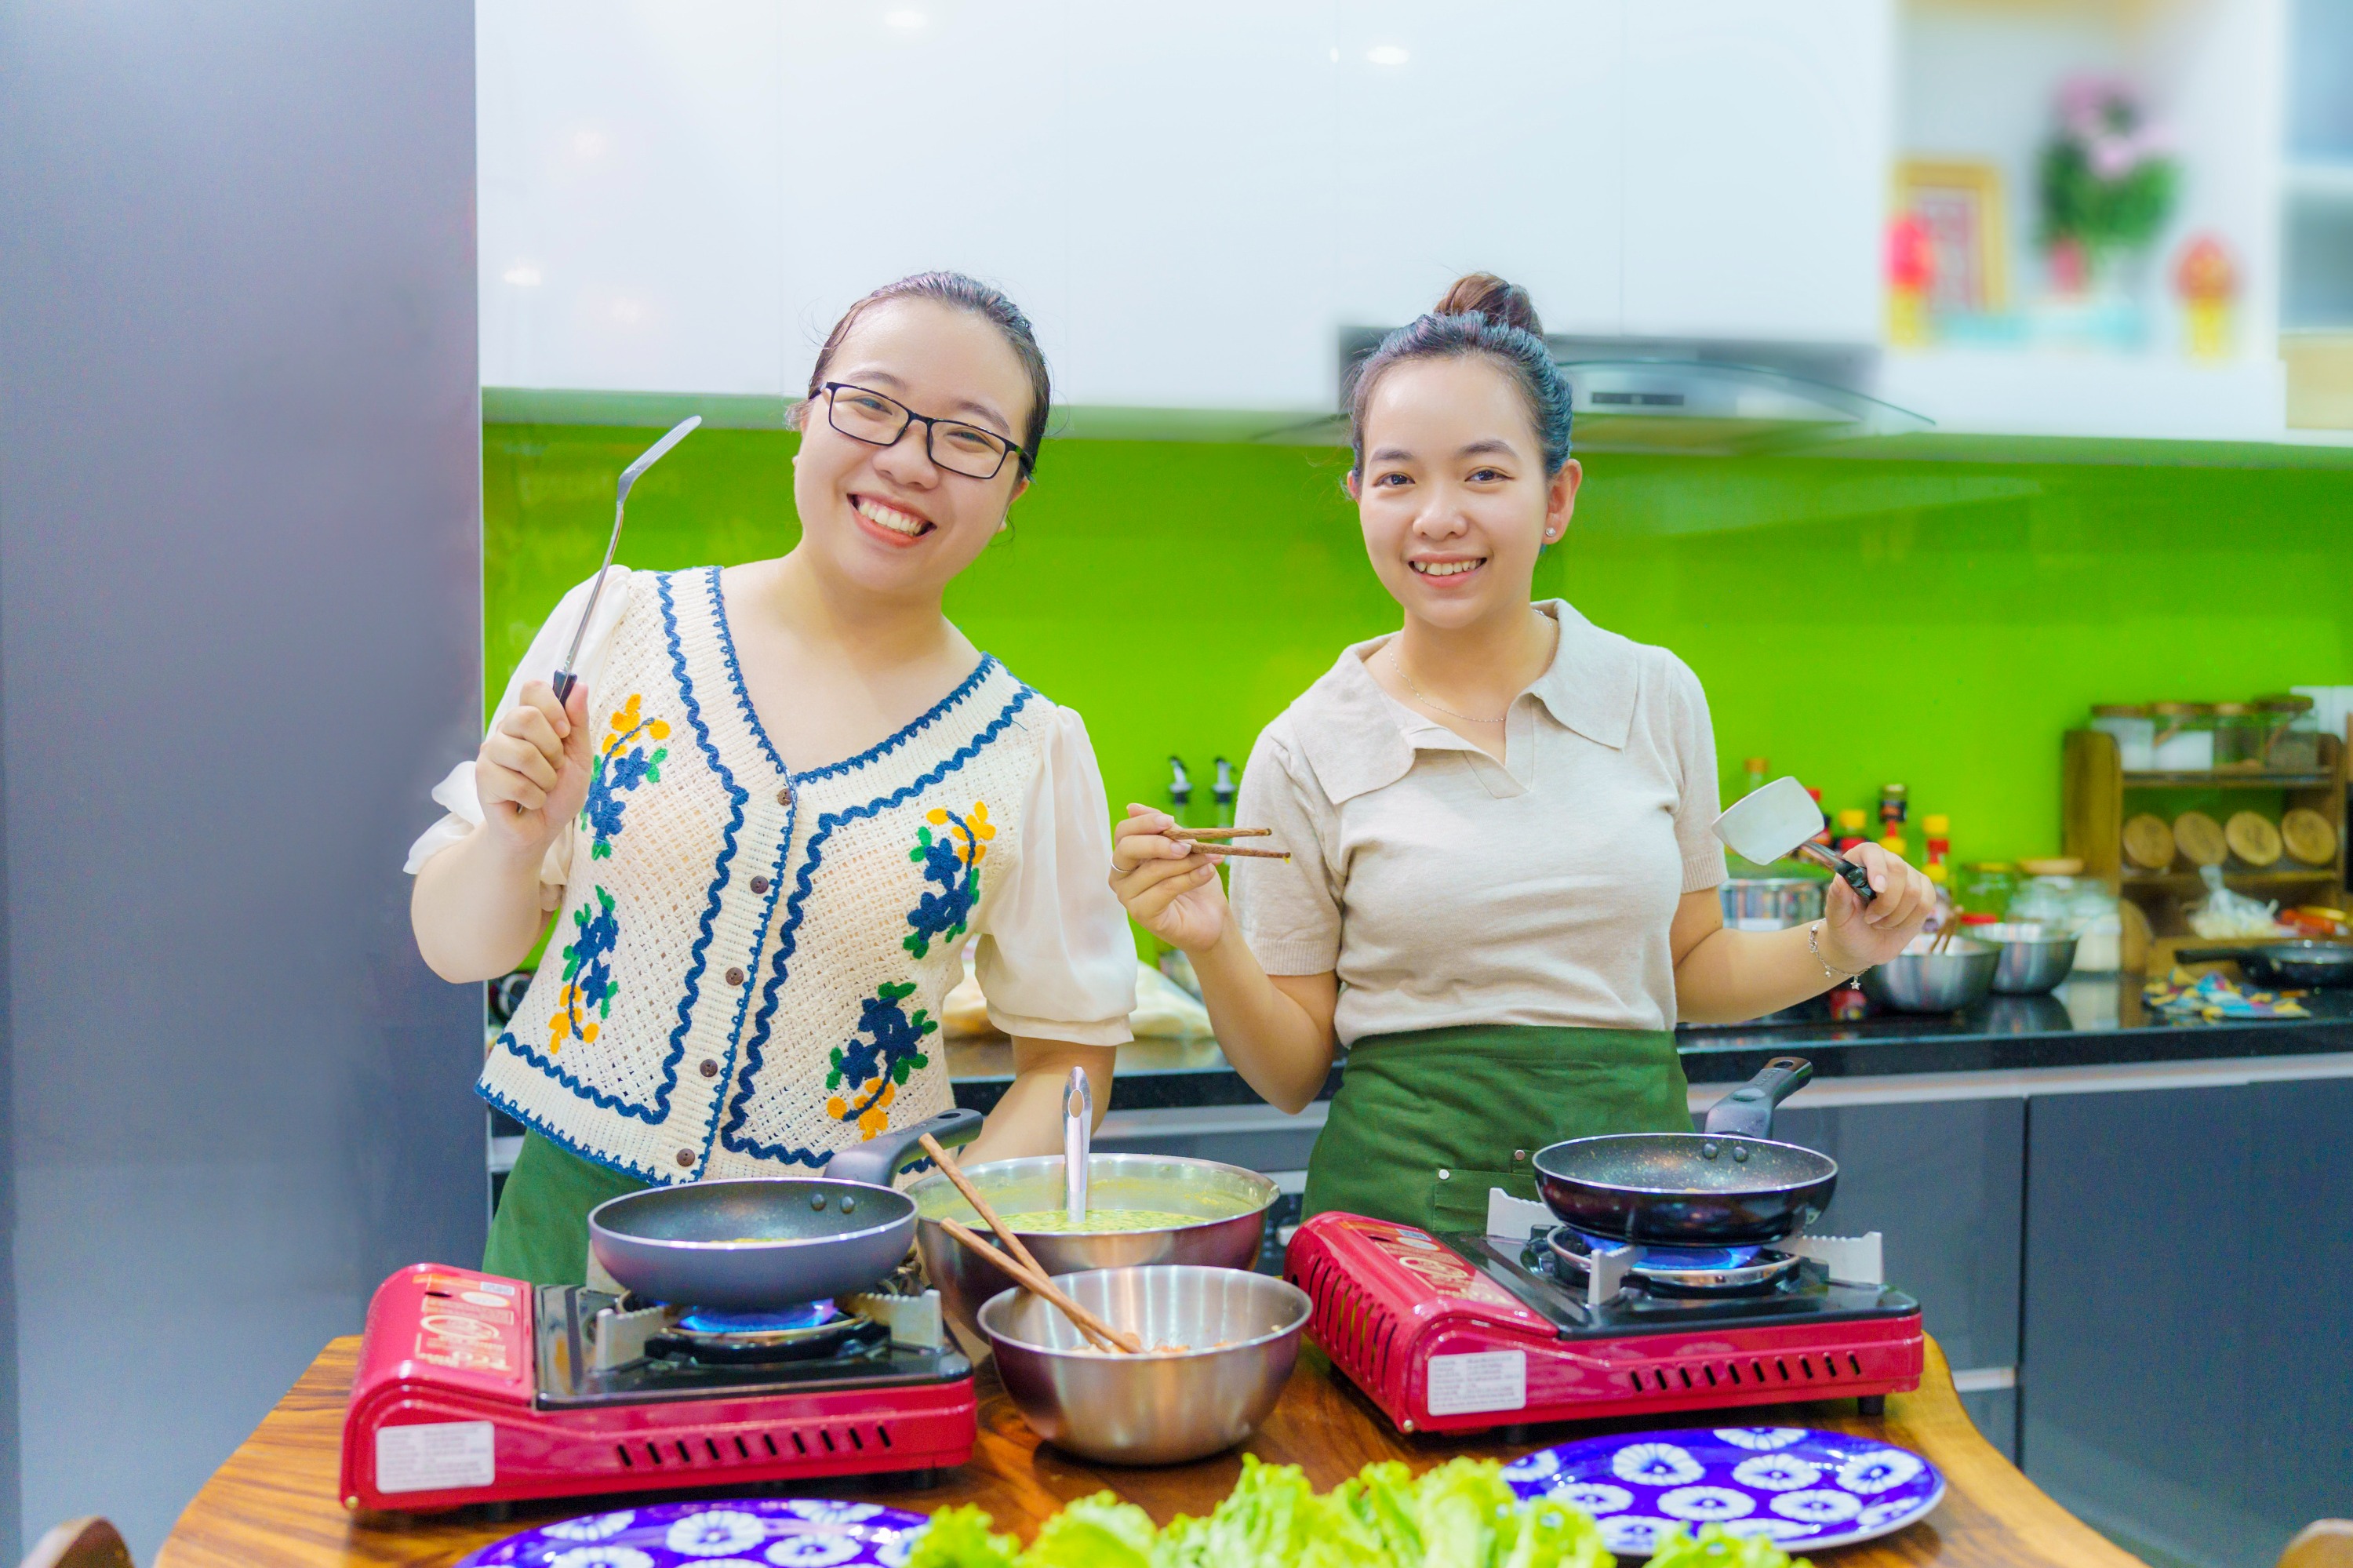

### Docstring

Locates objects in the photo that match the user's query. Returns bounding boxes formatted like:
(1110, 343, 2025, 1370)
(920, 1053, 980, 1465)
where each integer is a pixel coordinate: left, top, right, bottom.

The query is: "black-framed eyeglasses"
(819, 382, 1030, 480)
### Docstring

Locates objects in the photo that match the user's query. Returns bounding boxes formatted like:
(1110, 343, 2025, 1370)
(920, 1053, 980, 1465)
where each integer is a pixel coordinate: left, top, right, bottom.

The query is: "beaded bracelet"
(1808, 919, 1867, 981)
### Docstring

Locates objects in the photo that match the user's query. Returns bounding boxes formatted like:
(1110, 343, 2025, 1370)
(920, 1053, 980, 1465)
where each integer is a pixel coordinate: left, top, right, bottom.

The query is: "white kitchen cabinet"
(478, 0, 787, 396)
(776, 0, 1074, 402)
(1620, 0, 1892, 345)
(1334, 0, 1626, 339)
(1060, 4, 1338, 413)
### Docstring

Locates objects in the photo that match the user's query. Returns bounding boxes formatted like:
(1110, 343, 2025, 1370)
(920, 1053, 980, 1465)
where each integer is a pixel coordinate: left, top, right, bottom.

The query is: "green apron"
(1301, 1024, 1690, 1233)
(483, 1130, 649, 1287)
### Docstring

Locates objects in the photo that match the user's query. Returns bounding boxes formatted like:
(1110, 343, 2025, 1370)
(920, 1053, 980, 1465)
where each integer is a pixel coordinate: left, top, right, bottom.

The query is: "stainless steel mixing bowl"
(910, 1153, 1276, 1339)
(1861, 936, 1999, 1013)
(979, 1265, 1308, 1464)
(1977, 922, 2079, 995)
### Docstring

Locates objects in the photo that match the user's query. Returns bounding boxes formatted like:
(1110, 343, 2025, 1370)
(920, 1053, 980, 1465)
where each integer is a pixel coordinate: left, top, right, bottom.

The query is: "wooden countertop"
(157, 1334, 2140, 1567)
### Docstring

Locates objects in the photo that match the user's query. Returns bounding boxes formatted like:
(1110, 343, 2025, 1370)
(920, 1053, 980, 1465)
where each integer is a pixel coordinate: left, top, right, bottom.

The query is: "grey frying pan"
(1530, 1058, 1837, 1247)
(587, 1108, 980, 1308)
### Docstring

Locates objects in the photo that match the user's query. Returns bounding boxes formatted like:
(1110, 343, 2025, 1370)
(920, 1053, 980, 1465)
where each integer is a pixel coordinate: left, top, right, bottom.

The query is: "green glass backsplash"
(486, 425, 2353, 873)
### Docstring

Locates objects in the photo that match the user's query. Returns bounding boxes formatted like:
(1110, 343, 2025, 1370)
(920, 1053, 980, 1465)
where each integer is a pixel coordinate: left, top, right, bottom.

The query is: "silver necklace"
(1385, 644, 1507, 723)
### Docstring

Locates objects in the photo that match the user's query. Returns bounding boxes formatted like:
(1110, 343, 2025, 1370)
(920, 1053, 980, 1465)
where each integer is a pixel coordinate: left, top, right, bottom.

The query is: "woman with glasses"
(409, 273, 1136, 1286)
(1110, 274, 1935, 1233)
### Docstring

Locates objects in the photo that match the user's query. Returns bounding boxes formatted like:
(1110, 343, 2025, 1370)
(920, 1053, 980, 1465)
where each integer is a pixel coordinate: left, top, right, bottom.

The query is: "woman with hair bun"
(409, 273, 1135, 1285)
(1111, 273, 1934, 1228)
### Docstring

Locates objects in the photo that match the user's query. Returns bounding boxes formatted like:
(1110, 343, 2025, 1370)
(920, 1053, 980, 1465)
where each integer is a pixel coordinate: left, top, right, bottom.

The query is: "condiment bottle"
(1836, 809, 1870, 854)
(1211, 756, 1237, 828)
(1922, 813, 1951, 873)
(1743, 757, 1769, 798)
(1166, 755, 1193, 828)
(1806, 785, 1832, 846)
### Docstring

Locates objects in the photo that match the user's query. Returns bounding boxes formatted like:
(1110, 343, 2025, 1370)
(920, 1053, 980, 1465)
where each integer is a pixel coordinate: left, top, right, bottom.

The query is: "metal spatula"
(1712, 775, 1878, 902)
(550, 415, 702, 705)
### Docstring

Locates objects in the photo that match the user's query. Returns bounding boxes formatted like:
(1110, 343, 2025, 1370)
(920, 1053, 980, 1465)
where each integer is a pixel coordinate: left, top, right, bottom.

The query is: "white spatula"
(1711, 775, 1878, 903)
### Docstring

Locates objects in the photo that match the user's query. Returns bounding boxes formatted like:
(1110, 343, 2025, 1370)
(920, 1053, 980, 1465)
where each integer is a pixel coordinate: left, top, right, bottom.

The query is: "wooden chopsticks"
(918, 1133, 1145, 1355)
(1169, 826, 1289, 861)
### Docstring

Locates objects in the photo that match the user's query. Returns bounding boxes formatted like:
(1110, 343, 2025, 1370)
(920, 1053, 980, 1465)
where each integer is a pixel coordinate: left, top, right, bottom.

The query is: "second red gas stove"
(1285, 1207, 1923, 1436)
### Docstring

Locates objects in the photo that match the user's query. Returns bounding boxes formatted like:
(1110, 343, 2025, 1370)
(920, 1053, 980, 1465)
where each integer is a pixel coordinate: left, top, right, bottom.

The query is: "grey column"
(0, 3, 484, 1557)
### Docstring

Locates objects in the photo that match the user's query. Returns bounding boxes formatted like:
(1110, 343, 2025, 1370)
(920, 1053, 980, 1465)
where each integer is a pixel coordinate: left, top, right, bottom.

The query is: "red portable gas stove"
(1286, 1207, 1923, 1436)
(340, 1261, 974, 1512)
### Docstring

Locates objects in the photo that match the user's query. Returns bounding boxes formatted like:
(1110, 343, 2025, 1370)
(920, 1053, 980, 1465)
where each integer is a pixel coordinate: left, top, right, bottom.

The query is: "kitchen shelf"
(2064, 728, 2348, 937)
(2121, 868, 2340, 889)
(2122, 769, 2335, 789)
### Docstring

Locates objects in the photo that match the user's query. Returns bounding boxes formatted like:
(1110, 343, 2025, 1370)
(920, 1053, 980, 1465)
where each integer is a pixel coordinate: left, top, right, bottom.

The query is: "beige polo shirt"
(1230, 600, 1726, 1046)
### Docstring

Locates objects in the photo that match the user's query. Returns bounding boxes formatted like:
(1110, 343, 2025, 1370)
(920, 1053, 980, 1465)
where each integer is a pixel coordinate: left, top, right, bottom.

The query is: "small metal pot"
(1978, 922, 2078, 995)
(911, 1154, 1276, 1340)
(1862, 937, 1999, 1013)
(980, 1265, 1308, 1464)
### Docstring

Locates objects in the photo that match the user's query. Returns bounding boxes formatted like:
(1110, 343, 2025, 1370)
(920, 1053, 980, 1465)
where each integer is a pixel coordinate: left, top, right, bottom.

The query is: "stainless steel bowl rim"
(976, 1266, 1310, 1361)
(1533, 1133, 1835, 1195)
(591, 1177, 913, 1250)
(908, 1152, 1278, 1233)
(1893, 937, 1996, 957)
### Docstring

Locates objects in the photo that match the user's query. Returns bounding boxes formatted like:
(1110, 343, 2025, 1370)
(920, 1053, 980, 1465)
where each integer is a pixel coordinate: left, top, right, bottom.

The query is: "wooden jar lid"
(2225, 810, 2283, 867)
(2122, 813, 2176, 871)
(2173, 810, 2228, 868)
(2282, 807, 2338, 867)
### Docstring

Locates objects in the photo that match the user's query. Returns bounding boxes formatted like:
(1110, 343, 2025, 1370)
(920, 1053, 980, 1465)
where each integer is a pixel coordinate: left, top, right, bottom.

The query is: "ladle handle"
(1791, 841, 1878, 902)
(1063, 1066, 1093, 1220)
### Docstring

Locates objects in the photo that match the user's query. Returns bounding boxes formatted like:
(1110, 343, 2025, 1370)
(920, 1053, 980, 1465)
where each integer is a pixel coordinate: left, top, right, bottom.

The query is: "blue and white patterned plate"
(1504, 1426, 1944, 1556)
(454, 1498, 931, 1568)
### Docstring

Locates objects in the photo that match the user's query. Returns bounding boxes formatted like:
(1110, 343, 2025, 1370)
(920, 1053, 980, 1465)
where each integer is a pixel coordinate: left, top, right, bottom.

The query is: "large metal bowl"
(980, 1265, 1308, 1464)
(910, 1154, 1276, 1339)
(1861, 936, 1999, 1013)
(1979, 922, 2078, 995)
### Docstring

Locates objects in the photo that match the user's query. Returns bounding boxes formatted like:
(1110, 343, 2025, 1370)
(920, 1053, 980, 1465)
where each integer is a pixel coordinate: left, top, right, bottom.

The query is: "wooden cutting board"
(2225, 810, 2282, 868)
(2282, 807, 2337, 867)
(2122, 813, 2175, 871)
(2173, 810, 2227, 868)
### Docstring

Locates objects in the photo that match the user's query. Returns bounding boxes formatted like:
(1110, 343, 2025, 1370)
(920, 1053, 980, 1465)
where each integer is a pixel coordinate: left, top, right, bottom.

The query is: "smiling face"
(1348, 355, 1580, 629)
(790, 296, 1033, 602)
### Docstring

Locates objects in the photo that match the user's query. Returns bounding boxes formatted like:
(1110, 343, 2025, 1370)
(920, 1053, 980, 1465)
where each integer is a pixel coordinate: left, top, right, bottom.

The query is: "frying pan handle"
(2170, 948, 2242, 966)
(824, 1108, 982, 1188)
(1703, 1056, 1815, 1140)
(1791, 842, 1877, 903)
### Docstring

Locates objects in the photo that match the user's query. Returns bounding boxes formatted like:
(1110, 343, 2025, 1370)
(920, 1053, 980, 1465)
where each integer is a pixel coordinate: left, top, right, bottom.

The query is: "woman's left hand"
(1819, 842, 1939, 974)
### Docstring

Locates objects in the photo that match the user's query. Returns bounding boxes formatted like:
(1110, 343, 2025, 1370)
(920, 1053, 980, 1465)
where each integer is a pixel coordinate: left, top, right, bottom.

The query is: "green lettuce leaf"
(907, 1504, 1020, 1568)
(1015, 1492, 1157, 1568)
(1148, 1454, 1314, 1568)
(1647, 1522, 1811, 1568)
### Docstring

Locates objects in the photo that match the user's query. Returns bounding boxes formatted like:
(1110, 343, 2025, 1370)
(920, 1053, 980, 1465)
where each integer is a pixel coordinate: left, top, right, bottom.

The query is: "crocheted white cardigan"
(480, 566, 1086, 1184)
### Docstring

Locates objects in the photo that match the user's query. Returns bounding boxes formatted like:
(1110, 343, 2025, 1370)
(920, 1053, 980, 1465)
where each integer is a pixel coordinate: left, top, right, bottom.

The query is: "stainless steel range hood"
(1558, 354, 1930, 455)
(1334, 331, 1931, 456)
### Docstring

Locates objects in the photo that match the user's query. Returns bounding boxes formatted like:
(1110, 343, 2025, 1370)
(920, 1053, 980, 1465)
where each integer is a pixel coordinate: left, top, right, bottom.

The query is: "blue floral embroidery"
(582, 693, 670, 860)
(903, 802, 993, 958)
(549, 886, 619, 1055)
(825, 981, 936, 1139)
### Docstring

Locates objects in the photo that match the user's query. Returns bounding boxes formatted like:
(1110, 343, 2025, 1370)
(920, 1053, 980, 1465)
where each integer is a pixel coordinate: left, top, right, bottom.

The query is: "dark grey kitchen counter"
(946, 970, 2353, 1113)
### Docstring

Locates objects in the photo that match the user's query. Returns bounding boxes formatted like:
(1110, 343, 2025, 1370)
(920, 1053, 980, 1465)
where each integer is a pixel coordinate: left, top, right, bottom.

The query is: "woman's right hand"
(1111, 805, 1228, 953)
(476, 679, 594, 859)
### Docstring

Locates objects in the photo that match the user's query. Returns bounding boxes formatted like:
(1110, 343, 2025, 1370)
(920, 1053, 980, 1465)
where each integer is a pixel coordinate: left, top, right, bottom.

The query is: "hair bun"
(1435, 272, 1542, 336)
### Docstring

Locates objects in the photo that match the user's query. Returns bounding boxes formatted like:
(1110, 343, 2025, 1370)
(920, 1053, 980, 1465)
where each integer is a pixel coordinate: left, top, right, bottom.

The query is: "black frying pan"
(2176, 942, 2353, 990)
(1530, 1057, 1836, 1247)
(587, 1108, 980, 1309)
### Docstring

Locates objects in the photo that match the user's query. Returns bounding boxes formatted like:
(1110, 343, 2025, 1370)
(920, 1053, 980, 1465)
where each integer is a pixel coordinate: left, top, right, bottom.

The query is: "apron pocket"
(1427, 1166, 1541, 1234)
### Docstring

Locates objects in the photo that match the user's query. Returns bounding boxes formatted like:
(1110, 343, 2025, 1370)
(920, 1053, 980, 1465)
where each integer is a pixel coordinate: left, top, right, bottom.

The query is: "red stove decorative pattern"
(1284, 1213, 1925, 1435)
(340, 1264, 975, 1512)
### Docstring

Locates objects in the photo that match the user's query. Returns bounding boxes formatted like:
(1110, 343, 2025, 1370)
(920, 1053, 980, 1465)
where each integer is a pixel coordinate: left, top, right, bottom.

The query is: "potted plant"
(2038, 76, 2177, 300)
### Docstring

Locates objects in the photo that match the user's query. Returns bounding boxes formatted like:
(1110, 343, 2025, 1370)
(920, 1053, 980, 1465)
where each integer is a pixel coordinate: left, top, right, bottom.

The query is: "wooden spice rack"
(2063, 727, 2347, 937)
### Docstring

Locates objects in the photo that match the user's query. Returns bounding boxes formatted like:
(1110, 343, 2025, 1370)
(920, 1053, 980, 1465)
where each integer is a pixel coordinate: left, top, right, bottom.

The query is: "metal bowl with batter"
(908, 1153, 1277, 1338)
